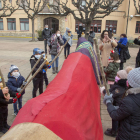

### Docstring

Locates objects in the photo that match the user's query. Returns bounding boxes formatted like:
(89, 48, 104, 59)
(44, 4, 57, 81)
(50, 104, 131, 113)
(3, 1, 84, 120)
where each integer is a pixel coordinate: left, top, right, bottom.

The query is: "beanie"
(117, 70, 128, 79)
(127, 67, 140, 88)
(10, 65, 19, 73)
(33, 48, 41, 55)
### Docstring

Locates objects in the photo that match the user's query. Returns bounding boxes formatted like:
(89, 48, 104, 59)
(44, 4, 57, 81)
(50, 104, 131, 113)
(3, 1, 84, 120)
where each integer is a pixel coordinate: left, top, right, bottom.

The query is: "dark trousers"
(32, 78, 43, 98)
(43, 73, 48, 86)
(112, 119, 118, 132)
(64, 44, 70, 57)
(120, 62, 124, 70)
(44, 39, 48, 54)
(0, 107, 8, 130)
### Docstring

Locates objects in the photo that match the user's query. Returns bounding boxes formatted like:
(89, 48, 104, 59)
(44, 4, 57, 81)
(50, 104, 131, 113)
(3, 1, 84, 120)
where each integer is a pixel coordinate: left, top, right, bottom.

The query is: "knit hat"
(10, 65, 19, 73)
(127, 67, 140, 88)
(33, 48, 41, 55)
(117, 70, 128, 79)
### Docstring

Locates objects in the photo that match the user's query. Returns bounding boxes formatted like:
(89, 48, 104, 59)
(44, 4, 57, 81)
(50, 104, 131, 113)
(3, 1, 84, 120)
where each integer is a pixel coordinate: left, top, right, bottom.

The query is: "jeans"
(64, 44, 70, 57)
(44, 39, 48, 54)
(112, 119, 118, 131)
(120, 62, 124, 70)
(13, 96, 22, 113)
(32, 78, 43, 98)
(43, 73, 48, 86)
(51, 55, 59, 68)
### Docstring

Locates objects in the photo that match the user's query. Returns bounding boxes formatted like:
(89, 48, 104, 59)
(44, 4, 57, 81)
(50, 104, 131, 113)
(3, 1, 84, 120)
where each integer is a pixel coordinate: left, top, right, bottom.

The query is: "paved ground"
(0, 37, 138, 139)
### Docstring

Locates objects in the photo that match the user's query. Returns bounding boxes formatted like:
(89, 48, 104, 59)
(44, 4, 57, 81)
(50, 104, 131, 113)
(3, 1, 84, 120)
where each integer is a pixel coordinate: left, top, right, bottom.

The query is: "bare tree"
(133, 0, 140, 14)
(50, 0, 124, 38)
(0, 0, 19, 18)
(18, 0, 48, 41)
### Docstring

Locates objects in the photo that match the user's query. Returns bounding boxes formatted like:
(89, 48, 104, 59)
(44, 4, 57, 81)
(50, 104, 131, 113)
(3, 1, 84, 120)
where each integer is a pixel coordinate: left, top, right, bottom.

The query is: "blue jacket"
(7, 73, 25, 95)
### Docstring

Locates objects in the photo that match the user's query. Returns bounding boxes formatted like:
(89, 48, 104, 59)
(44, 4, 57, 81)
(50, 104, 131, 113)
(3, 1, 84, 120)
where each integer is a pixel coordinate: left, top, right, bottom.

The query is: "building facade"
(0, 0, 140, 40)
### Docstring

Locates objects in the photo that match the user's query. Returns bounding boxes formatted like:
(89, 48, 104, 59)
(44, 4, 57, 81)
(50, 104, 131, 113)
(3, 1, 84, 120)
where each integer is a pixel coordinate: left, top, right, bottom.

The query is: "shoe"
(52, 67, 55, 74)
(56, 67, 59, 73)
(104, 129, 117, 137)
(64, 55, 67, 59)
(46, 85, 48, 88)
(107, 128, 112, 132)
(0, 128, 8, 134)
(14, 112, 18, 116)
(4, 124, 11, 130)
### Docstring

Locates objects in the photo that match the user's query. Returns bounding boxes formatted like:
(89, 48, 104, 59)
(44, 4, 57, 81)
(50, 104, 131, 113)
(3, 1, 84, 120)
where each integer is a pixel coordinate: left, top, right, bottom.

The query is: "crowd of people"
(0, 25, 140, 140)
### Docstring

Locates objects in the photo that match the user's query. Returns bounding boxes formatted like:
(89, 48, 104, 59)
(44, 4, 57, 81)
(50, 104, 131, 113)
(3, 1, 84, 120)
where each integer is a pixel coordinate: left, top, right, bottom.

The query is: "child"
(104, 51, 120, 88)
(0, 87, 20, 133)
(30, 48, 48, 98)
(7, 65, 26, 116)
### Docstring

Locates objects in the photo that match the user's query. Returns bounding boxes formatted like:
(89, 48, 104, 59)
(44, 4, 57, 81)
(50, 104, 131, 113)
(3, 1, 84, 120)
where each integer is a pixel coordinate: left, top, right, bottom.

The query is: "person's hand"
(44, 39, 46, 40)
(2, 87, 9, 95)
(4, 93, 10, 100)
(23, 81, 27, 86)
(103, 94, 113, 105)
(16, 93, 21, 99)
(138, 36, 140, 39)
(42, 69, 46, 73)
(106, 36, 111, 41)
(13, 98, 17, 103)
(100, 86, 105, 96)
(17, 88, 22, 92)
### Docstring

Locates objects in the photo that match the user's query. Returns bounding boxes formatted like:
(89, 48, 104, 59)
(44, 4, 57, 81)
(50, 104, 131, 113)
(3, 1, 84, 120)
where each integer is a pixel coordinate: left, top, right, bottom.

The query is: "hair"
(101, 30, 113, 40)
(125, 66, 133, 74)
(56, 30, 60, 34)
(45, 25, 48, 27)
(110, 52, 119, 61)
(120, 34, 127, 38)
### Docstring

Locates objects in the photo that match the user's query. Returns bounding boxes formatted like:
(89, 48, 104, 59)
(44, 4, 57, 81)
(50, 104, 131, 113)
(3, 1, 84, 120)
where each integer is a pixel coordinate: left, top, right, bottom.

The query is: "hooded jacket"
(107, 87, 140, 140)
(104, 60, 120, 81)
(7, 73, 25, 95)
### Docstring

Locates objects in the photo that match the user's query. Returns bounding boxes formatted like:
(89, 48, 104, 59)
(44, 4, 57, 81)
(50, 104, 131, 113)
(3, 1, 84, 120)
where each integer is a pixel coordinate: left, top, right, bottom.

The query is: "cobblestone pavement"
(0, 38, 139, 139)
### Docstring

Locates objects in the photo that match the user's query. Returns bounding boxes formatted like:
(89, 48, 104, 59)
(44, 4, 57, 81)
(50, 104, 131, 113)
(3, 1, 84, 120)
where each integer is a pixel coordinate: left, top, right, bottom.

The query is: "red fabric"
(11, 52, 103, 140)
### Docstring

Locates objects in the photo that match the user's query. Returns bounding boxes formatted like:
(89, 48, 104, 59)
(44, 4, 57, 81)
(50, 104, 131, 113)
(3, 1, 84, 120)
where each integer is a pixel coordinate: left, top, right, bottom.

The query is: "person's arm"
(134, 38, 140, 45)
(111, 38, 117, 48)
(7, 80, 18, 92)
(117, 43, 127, 49)
(30, 59, 42, 74)
(0, 98, 13, 105)
(0, 90, 3, 98)
(58, 36, 64, 46)
(104, 63, 113, 74)
(107, 98, 132, 121)
(42, 30, 45, 40)
(98, 39, 104, 51)
(89, 32, 95, 38)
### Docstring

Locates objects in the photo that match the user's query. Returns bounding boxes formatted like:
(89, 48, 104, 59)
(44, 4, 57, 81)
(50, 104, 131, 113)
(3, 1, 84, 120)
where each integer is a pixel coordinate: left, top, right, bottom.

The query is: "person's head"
(10, 65, 20, 77)
(101, 30, 113, 39)
(110, 51, 119, 61)
(56, 30, 61, 37)
(45, 25, 48, 29)
(115, 70, 128, 83)
(127, 67, 140, 88)
(40, 49, 46, 58)
(90, 28, 93, 31)
(33, 48, 42, 59)
(120, 34, 127, 38)
(66, 27, 70, 32)
(125, 66, 133, 74)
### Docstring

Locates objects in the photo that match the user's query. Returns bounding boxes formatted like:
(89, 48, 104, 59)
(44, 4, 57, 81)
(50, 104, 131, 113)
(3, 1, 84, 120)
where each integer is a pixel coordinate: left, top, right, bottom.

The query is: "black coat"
(134, 39, 140, 68)
(107, 87, 140, 140)
(117, 43, 128, 63)
(0, 89, 16, 107)
(30, 56, 48, 79)
(42, 28, 52, 39)
(110, 79, 127, 106)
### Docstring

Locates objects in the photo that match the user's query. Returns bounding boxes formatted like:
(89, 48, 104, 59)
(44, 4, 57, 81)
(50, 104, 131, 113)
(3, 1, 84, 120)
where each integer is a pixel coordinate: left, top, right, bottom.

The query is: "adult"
(77, 24, 83, 39)
(103, 67, 140, 140)
(87, 28, 95, 46)
(134, 36, 140, 68)
(98, 30, 117, 67)
(117, 34, 129, 70)
(42, 25, 52, 54)
(63, 27, 73, 59)
(50, 30, 64, 74)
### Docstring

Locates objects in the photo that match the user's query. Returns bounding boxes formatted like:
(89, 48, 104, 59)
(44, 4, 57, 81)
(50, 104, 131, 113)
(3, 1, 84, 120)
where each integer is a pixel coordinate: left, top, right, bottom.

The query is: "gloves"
(49, 61, 52, 63)
(103, 94, 113, 105)
(17, 88, 21, 92)
(42, 69, 46, 73)
(13, 98, 17, 103)
(23, 81, 27, 86)
(48, 65, 51, 69)
(16, 93, 21, 99)
(100, 86, 105, 96)
(114, 106, 119, 110)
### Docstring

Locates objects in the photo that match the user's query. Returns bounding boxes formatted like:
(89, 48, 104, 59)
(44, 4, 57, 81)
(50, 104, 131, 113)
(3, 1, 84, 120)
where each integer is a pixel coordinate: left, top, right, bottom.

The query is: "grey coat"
(88, 32, 95, 43)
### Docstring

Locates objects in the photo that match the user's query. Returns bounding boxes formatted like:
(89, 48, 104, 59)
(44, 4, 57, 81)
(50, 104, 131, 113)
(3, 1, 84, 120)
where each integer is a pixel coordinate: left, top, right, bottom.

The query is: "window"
(135, 21, 140, 33)
(20, 18, 29, 31)
(7, 18, 16, 30)
(0, 19, 3, 30)
(106, 20, 117, 34)
(75, 20, 102, 33)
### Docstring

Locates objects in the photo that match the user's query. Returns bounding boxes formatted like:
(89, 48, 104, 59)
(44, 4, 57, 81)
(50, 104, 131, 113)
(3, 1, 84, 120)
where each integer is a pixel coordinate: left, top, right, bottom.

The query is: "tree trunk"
(85, 21, 91, 40)
(31, 18, 35, 42)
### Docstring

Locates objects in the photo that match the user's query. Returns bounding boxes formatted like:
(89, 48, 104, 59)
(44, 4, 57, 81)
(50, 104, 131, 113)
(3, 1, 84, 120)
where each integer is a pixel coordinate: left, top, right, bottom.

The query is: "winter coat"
(104, 60, 120, 81)
(110, 79, 127, 106)
(30, 56, 48, 79)
(88, 31, 95, 43)
(98, 38, 117, 67)
(0, 89, 16, 107)
(42, 28, 52, 40)
(134, 38, 140, 45)
(107, 87, 140, 140)
(50, 34, 64, 55)
(7, 73, 25, 95)
(134, 39, 140, 68)
(117, 43, 128, 63)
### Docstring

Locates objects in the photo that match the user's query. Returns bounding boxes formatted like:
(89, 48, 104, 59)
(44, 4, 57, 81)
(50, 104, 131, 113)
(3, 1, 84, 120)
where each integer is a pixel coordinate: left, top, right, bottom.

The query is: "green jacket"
(104, 60, 120, 81)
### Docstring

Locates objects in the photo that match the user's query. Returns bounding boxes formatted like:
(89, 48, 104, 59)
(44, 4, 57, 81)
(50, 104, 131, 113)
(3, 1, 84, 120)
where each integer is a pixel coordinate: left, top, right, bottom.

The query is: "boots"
(104, 129, 117, 137)
(56, 67, 59, 73)
(52, 67, 55, 74)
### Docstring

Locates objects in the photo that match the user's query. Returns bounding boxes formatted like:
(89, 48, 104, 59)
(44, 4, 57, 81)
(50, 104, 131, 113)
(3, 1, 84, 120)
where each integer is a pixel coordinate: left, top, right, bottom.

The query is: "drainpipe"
(126, 0, 130, 36)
